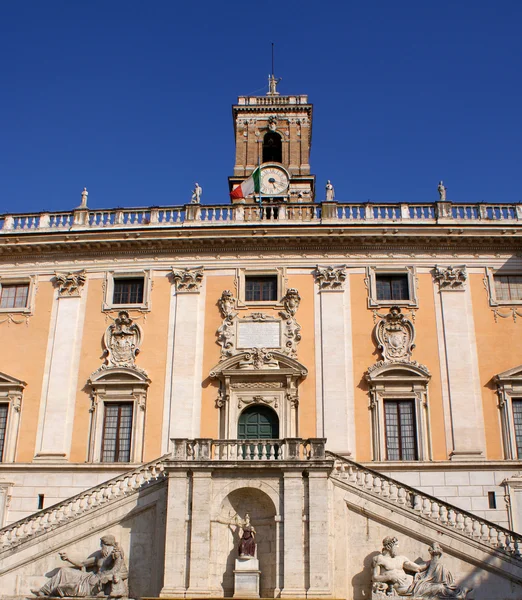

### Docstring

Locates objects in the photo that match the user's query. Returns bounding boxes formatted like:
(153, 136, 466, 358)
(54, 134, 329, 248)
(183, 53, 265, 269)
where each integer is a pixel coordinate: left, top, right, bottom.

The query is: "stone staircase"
(0, 454, 168, 552)
(327, 451, 522, 563)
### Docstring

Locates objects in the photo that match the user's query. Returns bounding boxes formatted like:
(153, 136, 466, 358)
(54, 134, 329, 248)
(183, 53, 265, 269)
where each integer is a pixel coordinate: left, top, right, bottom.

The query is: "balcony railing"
(1, 200, 521, 234)
(170, 437, 326, 461)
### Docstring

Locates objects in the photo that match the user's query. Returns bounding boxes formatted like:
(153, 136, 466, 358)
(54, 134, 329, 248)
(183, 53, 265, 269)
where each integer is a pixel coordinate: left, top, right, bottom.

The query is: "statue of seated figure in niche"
(237, 513, 257, 558)
(372, 537, 470, 599)
(31, 535, 128, 598)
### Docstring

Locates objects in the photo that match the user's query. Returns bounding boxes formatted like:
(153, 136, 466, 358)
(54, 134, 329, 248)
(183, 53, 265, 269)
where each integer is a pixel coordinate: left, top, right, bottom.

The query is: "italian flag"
(230, 167, 261, 200)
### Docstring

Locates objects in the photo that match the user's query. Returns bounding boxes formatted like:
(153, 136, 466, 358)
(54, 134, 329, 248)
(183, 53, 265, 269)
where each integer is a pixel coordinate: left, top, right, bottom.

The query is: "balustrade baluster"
(397, 488, 407, 505)
(439, 505, 448, 524)
(381, 480, 391, 498)
(431, 501, 440, 520)
(413, 494, 422, 511)
(464, 517, 473, 535)
(389, 484, 398, 502)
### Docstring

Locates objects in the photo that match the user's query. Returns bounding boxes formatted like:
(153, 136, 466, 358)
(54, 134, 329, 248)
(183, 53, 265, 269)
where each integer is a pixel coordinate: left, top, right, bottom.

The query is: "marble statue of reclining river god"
(31, 534, 129, 598)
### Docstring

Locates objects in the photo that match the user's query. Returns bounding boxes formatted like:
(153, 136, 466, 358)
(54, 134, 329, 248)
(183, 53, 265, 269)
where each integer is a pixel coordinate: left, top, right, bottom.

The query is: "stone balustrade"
(328, 452, 522, 560)
(1, 200, 521, 234)
(170, 437, 326, 461)
(0, 455, 168, 551)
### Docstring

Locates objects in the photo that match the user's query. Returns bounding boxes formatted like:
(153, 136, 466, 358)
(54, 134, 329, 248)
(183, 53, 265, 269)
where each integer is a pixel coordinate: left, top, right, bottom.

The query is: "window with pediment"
(495, 365, 522, 459)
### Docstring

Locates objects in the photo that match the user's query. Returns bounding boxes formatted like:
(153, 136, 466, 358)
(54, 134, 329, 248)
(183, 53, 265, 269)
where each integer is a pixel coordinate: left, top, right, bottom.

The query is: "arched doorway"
(238, 405, 279, 439)
(262, 132, 282, 163)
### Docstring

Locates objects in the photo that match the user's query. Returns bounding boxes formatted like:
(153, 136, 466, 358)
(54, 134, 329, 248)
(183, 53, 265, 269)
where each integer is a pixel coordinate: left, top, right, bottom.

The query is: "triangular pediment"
(0, 371, 26, 388)
(210, 351, 307, 379)
(495, 364, 522, 382)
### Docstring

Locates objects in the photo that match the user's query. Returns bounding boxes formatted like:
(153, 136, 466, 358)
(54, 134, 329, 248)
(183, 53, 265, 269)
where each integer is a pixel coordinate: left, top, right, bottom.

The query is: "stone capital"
(433, 265, 467, 291)
(53, 270, 87, 298)
(171, 267, 204, 293)
(314, 265, 347, 291)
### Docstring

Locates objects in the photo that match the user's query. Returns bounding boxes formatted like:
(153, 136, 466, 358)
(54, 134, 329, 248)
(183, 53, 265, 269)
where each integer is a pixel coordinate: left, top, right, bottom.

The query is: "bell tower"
(229, 76, 315, 202)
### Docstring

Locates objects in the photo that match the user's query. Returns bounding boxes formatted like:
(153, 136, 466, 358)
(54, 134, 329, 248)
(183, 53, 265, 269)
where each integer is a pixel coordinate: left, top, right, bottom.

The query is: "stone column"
(307, 469, 331, 596)
(434, 266, 486, 459)
(187, 470, 213, 597)
(281, 470, 306, 598)
(314, 266, 355, 456)
(165, 268, 205, 443)
(160, 470, 190, 598)
(35, 272, 87, 461)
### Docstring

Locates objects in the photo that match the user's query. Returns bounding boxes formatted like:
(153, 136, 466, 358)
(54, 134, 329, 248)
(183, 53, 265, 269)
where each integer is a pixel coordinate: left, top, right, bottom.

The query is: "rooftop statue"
(325, 180, 335, 201)
(31, 534, 128, 598)
(191, 182, 202, 204)
(438, 180, 447, 201)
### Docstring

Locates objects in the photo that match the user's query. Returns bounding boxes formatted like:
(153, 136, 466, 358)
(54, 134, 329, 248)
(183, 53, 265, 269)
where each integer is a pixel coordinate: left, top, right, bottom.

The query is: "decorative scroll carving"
(238, 395, 278, 409)
(239, 348, 280, 369)
(375, 306, 415, 363)
(314, 265, 347, 290)
(171, 267, 204, 292)
(54, 270, 87, 297)
(217, 288, 302, 360)
(279, 288, 301, 357)
(433, 265, 467, 290)
(217, 290, 237, 359)
(94, 311, 146, 375)
(371, 537, 471, 599)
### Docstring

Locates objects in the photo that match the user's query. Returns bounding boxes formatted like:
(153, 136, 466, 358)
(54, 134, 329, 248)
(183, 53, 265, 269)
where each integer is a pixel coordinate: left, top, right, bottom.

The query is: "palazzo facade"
(0, 83, 521, 599)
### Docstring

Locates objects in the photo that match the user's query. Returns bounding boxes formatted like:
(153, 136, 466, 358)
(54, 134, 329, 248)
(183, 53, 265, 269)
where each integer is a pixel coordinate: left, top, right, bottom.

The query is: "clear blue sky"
(1, 1, 521, 212)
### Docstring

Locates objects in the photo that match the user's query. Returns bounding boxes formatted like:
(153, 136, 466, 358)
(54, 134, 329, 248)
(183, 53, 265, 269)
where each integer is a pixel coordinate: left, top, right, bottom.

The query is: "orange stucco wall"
(470, 273, 522, 459)
(1, 280, 54, 461)
(351, 273, 446, 461)
(200, 274, 317, 439)
(69, 275, 170, 462)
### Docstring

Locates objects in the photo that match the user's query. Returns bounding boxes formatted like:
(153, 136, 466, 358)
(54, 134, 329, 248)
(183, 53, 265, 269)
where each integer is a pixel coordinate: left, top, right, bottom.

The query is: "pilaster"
(34, 273, 87, 461)
(187, 470, 213, 597)
(435, 266, 486, 459)
(167, 269, 206, 440)
(314, 266, 355, 456)
(307, 470, 331, 597)
(160, 470, 190, 598)
(281, 470, 306, 598)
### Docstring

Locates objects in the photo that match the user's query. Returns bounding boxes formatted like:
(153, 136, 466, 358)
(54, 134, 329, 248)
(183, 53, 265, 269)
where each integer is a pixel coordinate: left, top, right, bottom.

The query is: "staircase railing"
(328, 452, 522, 560)
(0, 454, 169, 551)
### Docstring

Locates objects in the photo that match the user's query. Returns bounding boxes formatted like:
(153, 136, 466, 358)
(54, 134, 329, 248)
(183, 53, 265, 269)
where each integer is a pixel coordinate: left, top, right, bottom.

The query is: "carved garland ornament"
(314, 265, 347, 290)
(171, 267, 204, 292)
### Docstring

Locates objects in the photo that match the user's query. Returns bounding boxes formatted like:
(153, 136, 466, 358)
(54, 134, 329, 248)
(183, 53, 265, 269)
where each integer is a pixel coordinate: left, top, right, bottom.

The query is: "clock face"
(260, 167, 289, 195)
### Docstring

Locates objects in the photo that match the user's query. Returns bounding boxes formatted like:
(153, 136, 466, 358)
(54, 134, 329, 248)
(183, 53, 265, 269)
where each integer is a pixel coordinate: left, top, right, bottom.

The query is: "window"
(113, 278, 144, 305)
(262, 132, 282, 163)
(0, 404, 7, 462)
(384, 400, 418, 461)
(366, 267, 418, 308)
(494, 275, 522, 302)
(245, 276, 278, 302)
(101, 403, 133, 462)
(513, 399, 522, 458)
(376, 275, 409, 301)
(0, 284, 29, 309)
(103, 271, 151, 311)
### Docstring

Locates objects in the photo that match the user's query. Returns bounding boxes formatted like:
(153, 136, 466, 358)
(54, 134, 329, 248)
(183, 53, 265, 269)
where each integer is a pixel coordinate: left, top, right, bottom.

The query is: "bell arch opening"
(262, 132, 282, 163)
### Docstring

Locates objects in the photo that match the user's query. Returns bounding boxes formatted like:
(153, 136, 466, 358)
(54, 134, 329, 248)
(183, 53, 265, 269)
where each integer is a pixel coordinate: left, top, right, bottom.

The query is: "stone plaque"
(238, 321, 281, 349)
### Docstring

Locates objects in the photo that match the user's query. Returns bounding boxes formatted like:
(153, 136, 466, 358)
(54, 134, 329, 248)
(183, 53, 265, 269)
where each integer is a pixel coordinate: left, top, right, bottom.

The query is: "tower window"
(384, 400, 418, 460)
(376, 275, 410, 301)
(113, 278, 144, 305)
(245, 276, 278, 302)
(101, 403, 133, 462)
(262, 132, 282, 163)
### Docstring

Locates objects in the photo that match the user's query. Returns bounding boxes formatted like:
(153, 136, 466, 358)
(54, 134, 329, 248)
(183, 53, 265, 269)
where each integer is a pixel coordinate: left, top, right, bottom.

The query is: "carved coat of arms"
(375, 306, 415, 363)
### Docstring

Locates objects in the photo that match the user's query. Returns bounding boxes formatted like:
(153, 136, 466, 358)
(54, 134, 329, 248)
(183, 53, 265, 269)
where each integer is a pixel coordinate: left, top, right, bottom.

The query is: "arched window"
(238, 405, 279, 439)
(262, 132, 282, 163)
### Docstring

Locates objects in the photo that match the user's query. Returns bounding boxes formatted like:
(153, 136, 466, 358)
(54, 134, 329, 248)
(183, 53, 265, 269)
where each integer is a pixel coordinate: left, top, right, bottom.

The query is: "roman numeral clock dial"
(260, 166, 289, 195)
